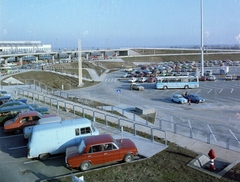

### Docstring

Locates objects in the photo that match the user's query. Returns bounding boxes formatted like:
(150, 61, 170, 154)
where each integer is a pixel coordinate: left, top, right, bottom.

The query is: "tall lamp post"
(200, 0, 204, 76)
(78, 39, 83, 86)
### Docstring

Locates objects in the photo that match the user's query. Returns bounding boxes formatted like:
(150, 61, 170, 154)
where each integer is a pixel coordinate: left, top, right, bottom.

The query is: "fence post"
(207, 132, 210, 144)
(174, 123, 177, 133)
(159, 119, 162, 129)
(226, 137, 230, 149)
(151, 128, 154, 142)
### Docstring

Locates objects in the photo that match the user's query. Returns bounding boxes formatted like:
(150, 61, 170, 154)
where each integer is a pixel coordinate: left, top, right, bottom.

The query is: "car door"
(87, 145, 104, 165)
(103, 143, 120, 163)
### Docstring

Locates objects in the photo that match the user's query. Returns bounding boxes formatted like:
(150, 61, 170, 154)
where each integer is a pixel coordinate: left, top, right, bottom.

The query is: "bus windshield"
(155, 76, 199, 90)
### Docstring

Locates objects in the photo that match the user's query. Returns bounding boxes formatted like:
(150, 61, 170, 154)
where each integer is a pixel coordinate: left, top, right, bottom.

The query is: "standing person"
(185, 90, 188, 96)
(188, 98, 191, 105)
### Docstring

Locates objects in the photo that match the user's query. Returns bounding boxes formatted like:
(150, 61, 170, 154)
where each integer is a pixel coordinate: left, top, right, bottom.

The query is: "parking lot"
(66, 64, 240, 149)
(1, 63, 240, 181)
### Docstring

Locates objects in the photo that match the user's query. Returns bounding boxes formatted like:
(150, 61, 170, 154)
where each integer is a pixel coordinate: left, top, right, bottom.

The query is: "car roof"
(84, 134, 114, 146)
(18, 111, 39, 117)
(1, 100, 25, 105)
(0, 105, 32, 112)
(173, 94, 182, 96)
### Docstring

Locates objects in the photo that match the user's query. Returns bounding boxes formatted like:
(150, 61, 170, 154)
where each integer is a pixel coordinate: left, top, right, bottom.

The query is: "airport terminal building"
(0, 41, 51, 54)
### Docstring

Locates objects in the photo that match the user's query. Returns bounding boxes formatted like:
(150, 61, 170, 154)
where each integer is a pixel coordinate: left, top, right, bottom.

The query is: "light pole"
(200, 0, 204, 77)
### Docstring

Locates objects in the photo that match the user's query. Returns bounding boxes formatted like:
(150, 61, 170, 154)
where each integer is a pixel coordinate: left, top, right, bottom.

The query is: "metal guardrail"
(16, 80, 240, 153)
(16, 88, 167, 147)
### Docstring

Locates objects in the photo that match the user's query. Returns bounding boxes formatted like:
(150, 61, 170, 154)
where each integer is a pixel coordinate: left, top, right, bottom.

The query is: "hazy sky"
(1, 0, 240, 50)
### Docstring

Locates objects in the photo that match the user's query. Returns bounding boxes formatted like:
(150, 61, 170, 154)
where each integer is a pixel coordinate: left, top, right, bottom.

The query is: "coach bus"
(155, 76, 199, 90)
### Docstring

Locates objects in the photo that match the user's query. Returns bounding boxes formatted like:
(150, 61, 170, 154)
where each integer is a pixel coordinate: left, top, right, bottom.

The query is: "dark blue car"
(0, 95, 27, 105)
(184, 94, 205, 104)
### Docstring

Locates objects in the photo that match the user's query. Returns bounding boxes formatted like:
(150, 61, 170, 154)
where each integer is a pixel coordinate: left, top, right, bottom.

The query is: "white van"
(27, 118, 99, 160)
(23, 116, 62, 139)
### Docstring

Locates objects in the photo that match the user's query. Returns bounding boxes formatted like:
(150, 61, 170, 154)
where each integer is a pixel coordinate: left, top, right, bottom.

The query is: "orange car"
(4, 111, 56, 134)
(65, 134, 138, 171)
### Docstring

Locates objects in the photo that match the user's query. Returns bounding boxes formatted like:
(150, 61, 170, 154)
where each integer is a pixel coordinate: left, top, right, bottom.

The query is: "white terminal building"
(0, 41, 51, 54)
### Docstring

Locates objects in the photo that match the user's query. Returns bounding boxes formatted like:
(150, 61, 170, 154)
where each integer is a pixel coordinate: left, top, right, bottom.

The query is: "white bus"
(155, 76, 199, 90)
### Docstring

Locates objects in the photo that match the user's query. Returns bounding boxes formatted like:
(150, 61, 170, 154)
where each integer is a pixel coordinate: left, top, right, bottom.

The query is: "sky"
(1, 0, 240, 50)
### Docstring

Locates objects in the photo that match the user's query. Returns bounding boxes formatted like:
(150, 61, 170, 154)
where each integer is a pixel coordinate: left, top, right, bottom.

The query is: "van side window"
(80, 127, 91, 134)
(75, 128, 80, 136)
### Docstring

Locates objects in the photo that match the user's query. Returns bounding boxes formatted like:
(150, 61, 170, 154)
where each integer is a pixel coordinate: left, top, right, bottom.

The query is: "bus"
(155, 76, 199, 90)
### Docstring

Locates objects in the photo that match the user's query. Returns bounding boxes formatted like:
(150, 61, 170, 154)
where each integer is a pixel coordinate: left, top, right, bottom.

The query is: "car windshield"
(78, 140, 86, 154)
(12, 113, 20, 122)
(37, 112, 43, 118)
(114, 138, 120, 148)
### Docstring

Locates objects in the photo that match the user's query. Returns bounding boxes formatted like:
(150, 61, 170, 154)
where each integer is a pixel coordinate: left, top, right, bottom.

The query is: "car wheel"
(14, 129, 22, 135)
(163, 86, 167, 90)
(184, 85, 189, 89)
(39, 153, 50, 161)
(80, 161, 91, 171)
(123, 154, 134, 162)
(196, 101, 199, 104)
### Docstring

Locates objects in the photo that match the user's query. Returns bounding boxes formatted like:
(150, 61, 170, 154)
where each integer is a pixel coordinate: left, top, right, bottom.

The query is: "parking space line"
(24, 160, 39, 164)
(207, 89, 212, 94)
(148, 90, 159, 95)
(196, 89, 201, 94)
(231, 88, 234, 93)
(8, 145, 27, 150)
(229, 129, 240, 144)
(219, 89, 223, 93)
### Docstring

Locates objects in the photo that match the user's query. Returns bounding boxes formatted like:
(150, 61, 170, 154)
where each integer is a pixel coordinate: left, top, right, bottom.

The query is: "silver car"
(130, 83, 144, 91)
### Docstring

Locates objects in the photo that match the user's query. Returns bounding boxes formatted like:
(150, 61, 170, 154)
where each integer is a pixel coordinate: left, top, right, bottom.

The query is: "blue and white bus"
(155, 76, 199, 90)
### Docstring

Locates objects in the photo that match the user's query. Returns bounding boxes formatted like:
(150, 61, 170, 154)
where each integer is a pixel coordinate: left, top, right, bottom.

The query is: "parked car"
(0, 100, 39, 109)
(128, 77, 138, 83)
(65, 134, 138, 171)
(225, 75, 233, 81)
(4, 111, 56, 134)
(147, 77, 156, 83)
(0, 95, 27, 105)
(138, 77, 148, 83)
(199, 76, 207, 81)
(130, 83, 144, 91)
(207, 75, 216, 81)
(121, 73, 128, 78)
(171, 94, 188, 104)
(184, 94, 205, 104)
(0, 104, 49, 126)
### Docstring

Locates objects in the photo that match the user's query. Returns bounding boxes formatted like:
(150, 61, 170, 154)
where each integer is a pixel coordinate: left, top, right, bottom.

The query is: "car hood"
(4, 119, 14, 127)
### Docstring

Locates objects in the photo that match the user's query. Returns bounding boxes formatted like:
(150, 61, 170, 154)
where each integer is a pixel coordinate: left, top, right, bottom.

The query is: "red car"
(65, 134, 138, 171)
(4, 111, 56, 134)
(199, 76, 207, 81)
